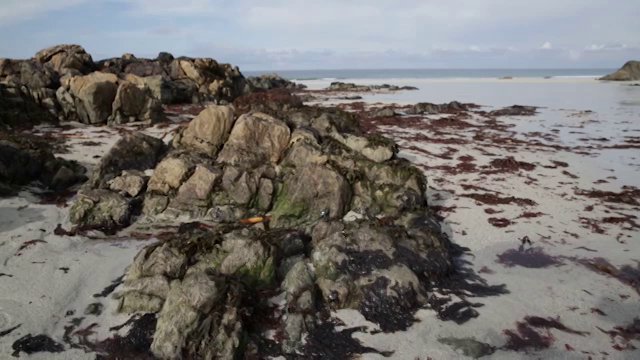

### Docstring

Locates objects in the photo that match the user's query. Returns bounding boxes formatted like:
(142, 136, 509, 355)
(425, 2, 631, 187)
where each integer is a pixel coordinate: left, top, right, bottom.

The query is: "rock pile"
(327, 81, 418, 92)
(0, 44, 255, 125)
(69, 90, 456, 358)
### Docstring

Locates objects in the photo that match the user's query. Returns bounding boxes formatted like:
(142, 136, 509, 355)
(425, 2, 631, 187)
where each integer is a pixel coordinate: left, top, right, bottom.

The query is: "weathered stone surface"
(69, 72, 119, 124)
(272, 164, 351, 227)
(69, 189, 133, 231)
(331, 132, 396, 163)
(34, 44, 94, 75)
(177, 105, 235, 156)
(142, 195, 169, 217)
(108, 170, 147, 197)
(86, 132, 166, 189)
(219, 166, 260, 206)
(147, 157, 191, 195)
(255, 178, 274, 211)
(218, 233, 275, 287)
(217, 112, 291, 167)
(110, 81, 163, 124)
(172, 165, 222, 208)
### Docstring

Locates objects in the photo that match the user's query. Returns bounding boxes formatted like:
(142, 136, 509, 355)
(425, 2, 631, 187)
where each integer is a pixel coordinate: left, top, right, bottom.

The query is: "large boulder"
(68, 189, 133, 232)
(58, 72, 166, 125)
(86, 132, 167, 189)
(217, 112, 291, 167)
(272, 164, 351, 228)
(34, 44, 94, 75)
(601, 60, 640, 81)
(110, 81, 163, 124)
(147, 156, 192, 195)
(175, 105, 235, 156)
(68, 72, 119, 124)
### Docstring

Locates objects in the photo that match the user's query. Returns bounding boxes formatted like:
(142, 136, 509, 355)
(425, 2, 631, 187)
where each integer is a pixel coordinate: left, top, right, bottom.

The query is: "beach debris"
(597, 317, 640, 351)
(15, 239, 47, 255)
(438, 337, 496, 359)
(519, 236, 533, 246)
(239, 215, 271, 224)
(84, 303, 104, 316)
(0, 324, 21, 338)
(503, 316, 587, 352)
(11, 334, 64, 356)
(488, 217, 512, 228)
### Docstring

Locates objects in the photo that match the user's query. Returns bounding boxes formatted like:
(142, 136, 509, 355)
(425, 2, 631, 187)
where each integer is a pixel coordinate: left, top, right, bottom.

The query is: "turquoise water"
(244, 68, 614, 80)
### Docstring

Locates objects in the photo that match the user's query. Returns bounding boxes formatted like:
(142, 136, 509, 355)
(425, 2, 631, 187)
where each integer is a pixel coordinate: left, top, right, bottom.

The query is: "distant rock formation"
(327, 81, 418, 92)
(247, 74, 306, 91)
(600, 60, 640, 81)
(1, 44, 302, 126)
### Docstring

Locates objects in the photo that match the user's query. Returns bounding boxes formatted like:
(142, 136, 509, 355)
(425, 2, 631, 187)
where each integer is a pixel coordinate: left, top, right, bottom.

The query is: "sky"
(0, 0, 639, 70)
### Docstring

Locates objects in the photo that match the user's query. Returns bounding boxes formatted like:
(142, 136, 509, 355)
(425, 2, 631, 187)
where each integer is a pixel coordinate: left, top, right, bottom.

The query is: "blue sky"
(0, 0, 638, 70)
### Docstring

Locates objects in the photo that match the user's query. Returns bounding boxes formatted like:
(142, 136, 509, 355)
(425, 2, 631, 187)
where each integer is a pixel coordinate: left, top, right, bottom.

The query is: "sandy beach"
(1, 76, 639, 359)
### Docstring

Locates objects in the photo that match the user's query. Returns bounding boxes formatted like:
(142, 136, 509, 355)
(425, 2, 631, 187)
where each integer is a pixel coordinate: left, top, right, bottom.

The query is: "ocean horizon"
(244, 68, 616, 81)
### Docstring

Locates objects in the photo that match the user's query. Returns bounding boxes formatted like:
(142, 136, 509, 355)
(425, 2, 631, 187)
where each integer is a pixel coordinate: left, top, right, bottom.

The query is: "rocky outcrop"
(217, 112, 291, 167)
(57, 72, 163, 125)
(72, 90, 456, 358)
(174, 105, 235, 156)
(1, 45, 255, 126)
(600, 61, 640, 81)
(33, 44, 95, 76)
(97, 52, 250, 104)
(247, 74, 306, 91)
(0, 132, 86, 196)
(0, 84, 58, 129)
(85, 132, 167, 189)
(404, 101, 469, 115)
(327, 81, 418, 92)
(488, 105, 537, 117)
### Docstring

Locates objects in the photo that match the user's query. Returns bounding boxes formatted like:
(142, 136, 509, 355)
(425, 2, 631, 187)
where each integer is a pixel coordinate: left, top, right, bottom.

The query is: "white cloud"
(0, 0, 638, 68)
(585, 43, 629, 52)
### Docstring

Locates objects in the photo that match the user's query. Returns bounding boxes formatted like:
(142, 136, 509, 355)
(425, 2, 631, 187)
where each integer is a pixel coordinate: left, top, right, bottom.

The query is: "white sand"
(1, 80, 638, 358)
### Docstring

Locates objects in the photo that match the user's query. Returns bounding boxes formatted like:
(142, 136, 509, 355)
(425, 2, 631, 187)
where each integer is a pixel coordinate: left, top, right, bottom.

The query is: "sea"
(244, 68, 614, 81)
